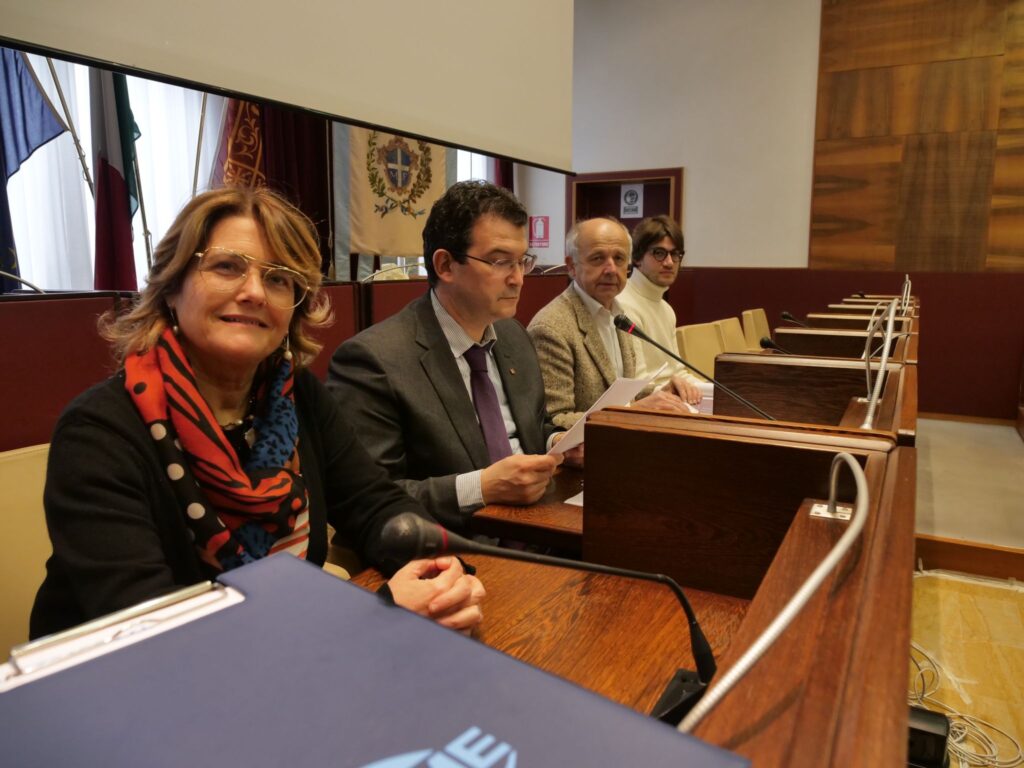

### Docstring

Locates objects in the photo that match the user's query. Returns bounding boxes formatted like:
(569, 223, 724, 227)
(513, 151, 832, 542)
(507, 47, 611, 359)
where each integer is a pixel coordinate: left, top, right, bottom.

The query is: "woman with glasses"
(30, 187, 484, 638)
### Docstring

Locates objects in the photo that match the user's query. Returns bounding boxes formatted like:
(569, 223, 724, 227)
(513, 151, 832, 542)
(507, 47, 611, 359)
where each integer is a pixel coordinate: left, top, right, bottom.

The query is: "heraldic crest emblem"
(366, 132, 433, 219)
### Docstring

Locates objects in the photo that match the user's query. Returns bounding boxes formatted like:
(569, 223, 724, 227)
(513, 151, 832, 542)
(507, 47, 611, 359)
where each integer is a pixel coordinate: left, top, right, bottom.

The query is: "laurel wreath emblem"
(366, 132, 433, 219)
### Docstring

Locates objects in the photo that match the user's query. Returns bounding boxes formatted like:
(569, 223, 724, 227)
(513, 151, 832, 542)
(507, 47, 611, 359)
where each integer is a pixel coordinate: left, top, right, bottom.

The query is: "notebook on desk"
(0, 555, 745, 767)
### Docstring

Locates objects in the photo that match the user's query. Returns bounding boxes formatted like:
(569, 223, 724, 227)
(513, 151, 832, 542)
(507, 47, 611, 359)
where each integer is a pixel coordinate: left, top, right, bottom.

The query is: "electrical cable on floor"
(908, 641, 1022, 767)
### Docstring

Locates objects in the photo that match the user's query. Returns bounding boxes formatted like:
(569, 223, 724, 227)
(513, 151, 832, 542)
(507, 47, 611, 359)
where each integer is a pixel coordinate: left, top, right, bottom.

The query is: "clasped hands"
(387, 556, 486, 634)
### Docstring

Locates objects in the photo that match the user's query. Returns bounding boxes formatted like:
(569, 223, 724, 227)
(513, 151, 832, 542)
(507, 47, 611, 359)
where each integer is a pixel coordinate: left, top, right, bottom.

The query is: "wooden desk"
(712, 353, 915, 445)
(583, 411, 914, 766)
(583, 409, 896, 599)
(352, 554, 749, 715)
(827, 302, 920, 318)
(774, 326, 917, 363)
(470, 467, 583, 552)
(805, 313, 915, 333)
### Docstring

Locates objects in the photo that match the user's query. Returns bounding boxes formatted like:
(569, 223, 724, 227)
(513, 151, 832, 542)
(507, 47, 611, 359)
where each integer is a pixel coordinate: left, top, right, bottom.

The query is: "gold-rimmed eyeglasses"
(459, 252, 538, 275)
(647, 247, 685, 263)
(193, 248, 310, 309)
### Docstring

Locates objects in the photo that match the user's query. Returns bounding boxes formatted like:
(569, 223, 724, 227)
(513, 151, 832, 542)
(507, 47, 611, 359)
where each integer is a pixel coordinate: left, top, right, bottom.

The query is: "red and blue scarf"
(125, 328, 310, 572)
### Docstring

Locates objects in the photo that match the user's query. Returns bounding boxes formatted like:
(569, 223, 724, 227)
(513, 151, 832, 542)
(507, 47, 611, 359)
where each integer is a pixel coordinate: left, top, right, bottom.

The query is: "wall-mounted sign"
(529, 215, 550, 248)
(620, 184, 643, 218)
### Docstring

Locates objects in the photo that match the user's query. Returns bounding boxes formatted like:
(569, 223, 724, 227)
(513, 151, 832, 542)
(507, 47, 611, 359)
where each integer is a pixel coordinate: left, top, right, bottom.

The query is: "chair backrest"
(0, 444, 51, 659)
(715, 317, 751, 353)
(675, 322, 724, 380)
(741, 308, 771, 349)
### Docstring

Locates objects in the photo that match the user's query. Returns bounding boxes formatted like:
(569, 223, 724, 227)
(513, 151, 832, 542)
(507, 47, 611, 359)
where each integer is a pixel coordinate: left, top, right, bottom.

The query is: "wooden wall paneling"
(0, 295, 121, 451)
(306, 283, 359, 380)
(986, 131, 1024, 268)
(999, 1, 1024, 129)
(820, 0, 1008, 73)
(816, 57, 1002, 140)
(810, 137, 903, 269)
(894, 130, 998, 270)
(816, 67, 895, 140)
(890, 57, 1002, 135)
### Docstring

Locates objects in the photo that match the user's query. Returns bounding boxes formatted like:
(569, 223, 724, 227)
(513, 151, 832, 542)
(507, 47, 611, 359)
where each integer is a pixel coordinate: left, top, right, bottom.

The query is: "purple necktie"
(463, 343, 513, 464)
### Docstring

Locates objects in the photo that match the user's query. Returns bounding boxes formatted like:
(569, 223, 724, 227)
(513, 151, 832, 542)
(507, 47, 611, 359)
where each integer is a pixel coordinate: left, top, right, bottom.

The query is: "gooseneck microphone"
(759, 336, 793, 355)
(613, 314, 775, 421)
(780, 311, 809, 328)
(381, 513, 716, 724)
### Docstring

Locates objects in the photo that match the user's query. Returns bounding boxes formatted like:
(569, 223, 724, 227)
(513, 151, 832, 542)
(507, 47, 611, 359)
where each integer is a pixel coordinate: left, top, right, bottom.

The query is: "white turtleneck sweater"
(617, 268, 695, 388)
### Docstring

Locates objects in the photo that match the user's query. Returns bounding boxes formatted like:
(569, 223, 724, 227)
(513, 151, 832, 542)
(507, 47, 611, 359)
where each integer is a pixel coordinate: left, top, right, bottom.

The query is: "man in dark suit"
(328, 181, 572, 531)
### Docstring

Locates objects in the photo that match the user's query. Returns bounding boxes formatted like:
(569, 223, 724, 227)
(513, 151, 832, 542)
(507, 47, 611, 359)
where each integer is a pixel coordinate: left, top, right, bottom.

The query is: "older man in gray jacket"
(528, 217, 699, 430)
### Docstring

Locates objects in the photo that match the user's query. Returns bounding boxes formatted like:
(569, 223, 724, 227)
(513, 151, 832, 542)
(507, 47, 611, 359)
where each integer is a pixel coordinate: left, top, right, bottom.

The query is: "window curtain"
(8, 55, 226, 291)
(7, 55, 94, 290)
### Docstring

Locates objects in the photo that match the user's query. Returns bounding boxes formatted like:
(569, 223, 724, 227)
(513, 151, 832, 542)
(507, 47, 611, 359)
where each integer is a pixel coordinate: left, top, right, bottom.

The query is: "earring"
(169, 308, 180, 336)
(282, 335, 293, 362)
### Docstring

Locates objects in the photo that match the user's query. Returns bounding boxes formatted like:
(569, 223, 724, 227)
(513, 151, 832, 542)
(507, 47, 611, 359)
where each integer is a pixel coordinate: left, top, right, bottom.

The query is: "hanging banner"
(333, 124, 452, 274)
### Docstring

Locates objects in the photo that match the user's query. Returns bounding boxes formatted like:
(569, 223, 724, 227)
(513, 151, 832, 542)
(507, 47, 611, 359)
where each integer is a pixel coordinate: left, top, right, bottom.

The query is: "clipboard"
(0, 555, 746, 767)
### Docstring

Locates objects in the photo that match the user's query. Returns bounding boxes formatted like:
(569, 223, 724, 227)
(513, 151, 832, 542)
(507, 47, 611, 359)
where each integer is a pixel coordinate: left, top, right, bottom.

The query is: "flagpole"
(45, 57, 94, 197)
(324, 119, 334, 279)
(192, 92, 208, 197)
(131, 146, 154, 272)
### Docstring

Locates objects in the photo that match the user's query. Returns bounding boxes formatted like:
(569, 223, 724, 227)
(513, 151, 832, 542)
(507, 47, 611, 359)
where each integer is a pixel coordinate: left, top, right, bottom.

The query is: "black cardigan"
(30, 368, 425, 638)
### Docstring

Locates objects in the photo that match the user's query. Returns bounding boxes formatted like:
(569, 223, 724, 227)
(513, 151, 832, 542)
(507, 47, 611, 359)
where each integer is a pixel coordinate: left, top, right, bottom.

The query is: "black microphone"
(759, 336, 793, 355)
(856, 291, 866, 298)
(613, 314, 774, 421)
(781, 311, 809, 328)
(381, 513, 715, 725)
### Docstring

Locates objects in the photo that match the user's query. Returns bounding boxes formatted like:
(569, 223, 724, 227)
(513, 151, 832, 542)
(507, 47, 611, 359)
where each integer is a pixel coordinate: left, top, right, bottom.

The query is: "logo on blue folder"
(359, 726, 518, 768)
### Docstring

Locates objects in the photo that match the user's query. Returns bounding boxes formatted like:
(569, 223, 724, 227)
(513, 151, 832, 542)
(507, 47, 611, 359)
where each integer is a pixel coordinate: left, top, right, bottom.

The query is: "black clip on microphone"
(613, 314, 774, 421)
(380, 513, 716, 725)
(781, 311, 809, 328)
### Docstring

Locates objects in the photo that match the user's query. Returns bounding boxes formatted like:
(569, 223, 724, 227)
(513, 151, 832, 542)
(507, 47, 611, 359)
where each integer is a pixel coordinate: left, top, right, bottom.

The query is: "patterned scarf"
(124, 328, 310, 573)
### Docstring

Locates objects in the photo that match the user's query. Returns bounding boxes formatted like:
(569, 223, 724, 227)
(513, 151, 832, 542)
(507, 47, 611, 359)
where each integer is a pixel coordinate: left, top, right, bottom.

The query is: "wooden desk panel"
(774, 327, 910, 361)
(712, 353, 906, 440)
(352, 554, 750, 714)
(582, 410, 894, 600)
(694, 448, 912, 767)
(806, 313, 914, 332)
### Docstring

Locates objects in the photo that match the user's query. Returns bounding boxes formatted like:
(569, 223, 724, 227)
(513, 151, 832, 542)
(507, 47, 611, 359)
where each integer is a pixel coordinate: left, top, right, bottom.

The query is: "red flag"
(91, 70, 139, 290)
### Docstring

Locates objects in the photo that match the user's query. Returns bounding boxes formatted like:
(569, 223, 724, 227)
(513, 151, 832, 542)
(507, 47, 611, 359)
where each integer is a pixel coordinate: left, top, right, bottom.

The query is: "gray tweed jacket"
(527, 284, 642, 430)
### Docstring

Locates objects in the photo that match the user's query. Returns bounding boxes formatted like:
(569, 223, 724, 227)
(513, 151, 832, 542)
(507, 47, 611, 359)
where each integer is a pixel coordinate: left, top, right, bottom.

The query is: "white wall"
(514, 166, 569, 266)
(519, 0, 821, 267)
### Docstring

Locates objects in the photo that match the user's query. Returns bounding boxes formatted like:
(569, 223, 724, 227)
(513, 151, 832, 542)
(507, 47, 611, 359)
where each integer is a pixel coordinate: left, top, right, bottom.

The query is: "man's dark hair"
(422, 180, 528, 286)
(631, 215, 684, 266)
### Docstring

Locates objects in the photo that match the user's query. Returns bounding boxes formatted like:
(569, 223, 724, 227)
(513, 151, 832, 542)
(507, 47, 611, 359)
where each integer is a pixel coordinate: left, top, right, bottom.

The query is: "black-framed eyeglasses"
(193, 248, 310, 309)
(458, 252, 538, 275)
(647, 247, 685, 263)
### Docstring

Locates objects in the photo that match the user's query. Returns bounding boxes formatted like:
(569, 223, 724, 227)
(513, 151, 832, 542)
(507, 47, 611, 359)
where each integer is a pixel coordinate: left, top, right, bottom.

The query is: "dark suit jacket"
(327, 292, 555, 530)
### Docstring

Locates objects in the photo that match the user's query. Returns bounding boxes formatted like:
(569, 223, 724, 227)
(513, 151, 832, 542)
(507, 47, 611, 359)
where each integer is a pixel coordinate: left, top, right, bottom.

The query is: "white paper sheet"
(548, 363, 667, 455)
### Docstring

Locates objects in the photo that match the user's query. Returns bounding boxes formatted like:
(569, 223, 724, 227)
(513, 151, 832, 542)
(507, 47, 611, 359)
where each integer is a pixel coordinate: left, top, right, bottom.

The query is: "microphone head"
(379, 513, 450, 561)
(759, 337, 776, 350)
(613, 314, 635, 333)
(781, 311, 795, 321)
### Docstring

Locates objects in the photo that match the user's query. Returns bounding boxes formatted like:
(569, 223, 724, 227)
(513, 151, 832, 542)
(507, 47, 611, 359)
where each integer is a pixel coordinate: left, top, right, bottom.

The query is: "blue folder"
(0, 555, 745, 767)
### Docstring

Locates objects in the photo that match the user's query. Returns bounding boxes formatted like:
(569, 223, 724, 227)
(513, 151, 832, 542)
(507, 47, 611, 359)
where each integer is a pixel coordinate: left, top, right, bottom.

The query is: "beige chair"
(0, 444, 51, 658)
(675, 322, 724, 380)
(741, 308, 771, 350)
(715, 317, 754, 353)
